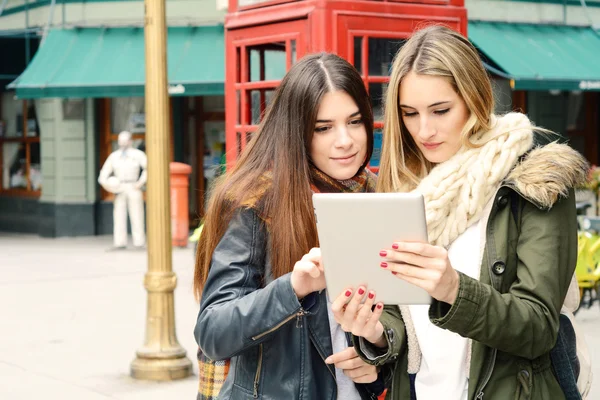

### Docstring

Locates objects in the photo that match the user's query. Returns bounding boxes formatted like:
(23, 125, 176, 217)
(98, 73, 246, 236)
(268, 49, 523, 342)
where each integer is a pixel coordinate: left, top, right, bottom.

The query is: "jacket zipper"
(251, 308, 306, 341)
(296, 308, 306, 328)
(251, 309, 306, 397)
(303, 314, 337, 393)
(253, 344, 263, 398)
(475, 349, 497, 399)
(390, 363, 398, 400)
(476, 204, 501, 400)
(315, 342, 337, 382)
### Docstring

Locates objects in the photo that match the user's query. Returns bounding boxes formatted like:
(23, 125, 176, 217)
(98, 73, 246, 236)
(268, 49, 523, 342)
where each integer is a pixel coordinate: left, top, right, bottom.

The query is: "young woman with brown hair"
(194, 53, 386, 400)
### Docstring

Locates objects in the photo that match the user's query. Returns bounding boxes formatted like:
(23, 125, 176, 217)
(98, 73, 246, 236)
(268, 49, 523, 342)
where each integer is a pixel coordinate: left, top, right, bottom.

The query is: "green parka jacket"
(356, 143, 588, 400)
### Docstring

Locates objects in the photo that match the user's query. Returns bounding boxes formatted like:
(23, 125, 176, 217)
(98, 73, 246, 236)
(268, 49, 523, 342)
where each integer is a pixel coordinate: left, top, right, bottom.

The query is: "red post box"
(169, 162, 193, 247)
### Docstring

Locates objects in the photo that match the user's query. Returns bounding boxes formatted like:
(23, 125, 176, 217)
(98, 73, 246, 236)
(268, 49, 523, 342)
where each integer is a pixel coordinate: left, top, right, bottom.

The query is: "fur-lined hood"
(504, 142, 589, 210)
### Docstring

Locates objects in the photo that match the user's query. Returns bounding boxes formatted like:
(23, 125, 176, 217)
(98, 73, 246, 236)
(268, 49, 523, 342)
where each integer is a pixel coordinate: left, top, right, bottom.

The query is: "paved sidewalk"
(1, 233, 600, 399)
(0, 234, 199, 400)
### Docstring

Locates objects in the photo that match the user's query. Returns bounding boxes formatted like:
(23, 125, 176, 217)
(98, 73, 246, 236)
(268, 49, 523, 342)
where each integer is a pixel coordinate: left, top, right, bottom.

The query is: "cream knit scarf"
(398, 112, 535, 374)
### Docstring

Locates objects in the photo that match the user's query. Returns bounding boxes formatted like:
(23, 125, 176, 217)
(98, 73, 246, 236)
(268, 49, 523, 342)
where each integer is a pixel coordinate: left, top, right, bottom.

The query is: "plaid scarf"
(309, 165, 377, 194)
(197, 166, 377, 399)
(197, 348, 230, 400)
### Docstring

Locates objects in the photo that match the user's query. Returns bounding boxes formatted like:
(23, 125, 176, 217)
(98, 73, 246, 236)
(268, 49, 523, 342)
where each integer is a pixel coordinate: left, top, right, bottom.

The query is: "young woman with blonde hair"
(330, 25, 588, 400)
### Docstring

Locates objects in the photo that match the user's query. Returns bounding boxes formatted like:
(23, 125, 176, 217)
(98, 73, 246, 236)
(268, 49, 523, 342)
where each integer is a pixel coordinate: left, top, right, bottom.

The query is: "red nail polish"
(368, 292, 375, 300)
(392, 272, 398, 275)
(392, 243, 399, 250)
(345, 290, 352, 297)
(358, 288, 365, 295)
(379, 250, 387, 257)
(377, 303, 383, 309)
(380, 262, 388, 268)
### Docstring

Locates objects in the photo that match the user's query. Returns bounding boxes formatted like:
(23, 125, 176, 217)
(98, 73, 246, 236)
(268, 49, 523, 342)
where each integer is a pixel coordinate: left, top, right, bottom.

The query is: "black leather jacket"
(195, 208, 385, 399)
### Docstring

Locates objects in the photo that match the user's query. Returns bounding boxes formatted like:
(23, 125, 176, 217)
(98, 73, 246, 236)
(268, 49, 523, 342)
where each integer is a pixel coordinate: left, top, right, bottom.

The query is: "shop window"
(99, 97, 177, 200)
(290, 40, 297, 65)
(567, 92, 585, 132)
(111, 97, 146, 134)
(352, 35, 406, 172)
(370, 129, 383, 168)
(62, 99, 85, 120)
(107, 97, 147, 154)
(354, 37, 363, 74)
(566, 91, 588, 161)
(181, 96, 226, 218)
(369, 82, 388, 121)
(203, 120, 226, 189)
(492, 79, 513, 114)
(0, 94, 41, 196)
(249, 43, 287, 82)
(368, 37, 404, 77)
(203, 96, 225, 112)
(228, 32, 301, 165)
(250, 90, 276, 124)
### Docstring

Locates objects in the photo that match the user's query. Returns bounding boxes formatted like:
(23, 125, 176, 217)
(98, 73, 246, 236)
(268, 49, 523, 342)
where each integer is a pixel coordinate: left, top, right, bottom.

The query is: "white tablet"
(313, 192, 432, 305)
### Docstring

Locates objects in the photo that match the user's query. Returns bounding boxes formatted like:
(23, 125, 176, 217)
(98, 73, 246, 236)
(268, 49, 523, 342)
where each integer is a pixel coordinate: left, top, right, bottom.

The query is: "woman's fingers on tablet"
(370, 302, 384, 324)
(359, 302, 384, 343)
(331, 288, 381, 336)
(383, 249, 430, 270)
(341, 286, 366, 330)
(305, 261, 322, 278)
(355, 291, 376, 326)
(294, 260, 320, 278)
(391, 242, 446, 259)
(331, 288, 353, 315)
(388, 262, 432, 281)
(303, 248, 322, 264)
(345, 286, 365, 315)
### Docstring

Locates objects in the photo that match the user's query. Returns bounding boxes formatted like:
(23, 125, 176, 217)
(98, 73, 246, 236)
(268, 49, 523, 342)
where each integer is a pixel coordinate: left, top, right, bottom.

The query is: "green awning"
(8, 26, 225, 98)
(469, 21, 600, 91)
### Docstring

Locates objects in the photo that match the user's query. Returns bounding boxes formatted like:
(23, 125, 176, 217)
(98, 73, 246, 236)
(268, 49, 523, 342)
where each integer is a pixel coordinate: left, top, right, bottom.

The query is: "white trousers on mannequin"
(113, 185, 146, 247)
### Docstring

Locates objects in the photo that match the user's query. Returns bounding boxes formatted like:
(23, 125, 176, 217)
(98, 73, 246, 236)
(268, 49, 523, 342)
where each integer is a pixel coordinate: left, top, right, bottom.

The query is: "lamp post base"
(130, 353, 193, 381)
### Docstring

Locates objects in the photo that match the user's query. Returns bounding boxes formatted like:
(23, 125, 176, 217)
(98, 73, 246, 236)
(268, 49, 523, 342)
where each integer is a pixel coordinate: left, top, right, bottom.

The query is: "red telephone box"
(224, 0, 468, 167)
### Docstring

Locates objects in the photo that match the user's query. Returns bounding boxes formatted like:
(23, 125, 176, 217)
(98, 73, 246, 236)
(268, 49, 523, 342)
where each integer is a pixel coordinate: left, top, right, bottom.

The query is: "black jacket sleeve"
(194, 208, 305, 360)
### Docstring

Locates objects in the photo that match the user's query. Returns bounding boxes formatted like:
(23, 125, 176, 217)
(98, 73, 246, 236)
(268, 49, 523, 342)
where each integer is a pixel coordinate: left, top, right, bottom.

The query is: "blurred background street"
(3, 0, 600, 397)
(0, 234, 199, 399)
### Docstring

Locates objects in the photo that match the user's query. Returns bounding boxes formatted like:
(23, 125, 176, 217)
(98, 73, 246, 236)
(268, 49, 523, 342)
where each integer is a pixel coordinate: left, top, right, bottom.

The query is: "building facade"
(467, 0, 600, 165)
(0, 0, 228, 236)
(1, 0, 599, 237)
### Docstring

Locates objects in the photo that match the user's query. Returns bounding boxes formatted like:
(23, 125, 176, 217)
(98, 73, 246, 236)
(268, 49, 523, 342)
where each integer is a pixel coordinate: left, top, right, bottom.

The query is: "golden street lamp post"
(130, 0, 193, 380)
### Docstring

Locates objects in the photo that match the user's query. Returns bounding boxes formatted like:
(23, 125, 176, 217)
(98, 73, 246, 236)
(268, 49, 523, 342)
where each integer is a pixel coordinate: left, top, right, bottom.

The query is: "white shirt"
(326, 296, 362, 400)
(408, 220, 482, 400)
(98, 148, 147, 187)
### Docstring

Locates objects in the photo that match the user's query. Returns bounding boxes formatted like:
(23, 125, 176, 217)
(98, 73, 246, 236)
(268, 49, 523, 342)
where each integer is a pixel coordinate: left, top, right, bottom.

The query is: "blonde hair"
(377, 25, 495, 193)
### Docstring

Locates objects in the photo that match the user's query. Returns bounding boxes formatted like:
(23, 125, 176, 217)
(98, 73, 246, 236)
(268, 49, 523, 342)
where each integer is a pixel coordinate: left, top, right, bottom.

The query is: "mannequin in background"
(98, 131, 147, 250)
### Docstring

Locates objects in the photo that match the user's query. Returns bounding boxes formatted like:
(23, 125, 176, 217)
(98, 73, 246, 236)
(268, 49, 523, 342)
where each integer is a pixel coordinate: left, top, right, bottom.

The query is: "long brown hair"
(377, 25, 495, 193)
(194, 53, 374, 299)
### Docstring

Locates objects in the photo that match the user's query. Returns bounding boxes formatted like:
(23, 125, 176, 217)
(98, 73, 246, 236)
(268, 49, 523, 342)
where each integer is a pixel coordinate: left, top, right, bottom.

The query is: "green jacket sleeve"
(429, 191, 577, 360)
(352, 305, 407, 367)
